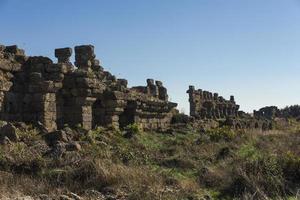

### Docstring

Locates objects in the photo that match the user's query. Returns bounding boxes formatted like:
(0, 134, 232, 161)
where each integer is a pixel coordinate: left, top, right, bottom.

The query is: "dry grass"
(0, 121, 299, 199)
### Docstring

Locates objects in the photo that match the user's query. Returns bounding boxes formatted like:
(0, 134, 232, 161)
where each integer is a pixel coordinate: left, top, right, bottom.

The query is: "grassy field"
(0, 120, 299, 200)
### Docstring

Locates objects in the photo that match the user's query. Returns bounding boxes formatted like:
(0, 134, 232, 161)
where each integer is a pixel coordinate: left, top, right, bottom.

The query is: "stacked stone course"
(0, 44, 177, 131)
(0, 43, 275, 133)
(186, 86, 273, 130)
(187, 85, 239, 119)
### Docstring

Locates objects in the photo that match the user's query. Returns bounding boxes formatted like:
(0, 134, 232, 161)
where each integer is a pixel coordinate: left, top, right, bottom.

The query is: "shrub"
(87, 126, 104, 141)
(238, 143, 262, 162)
(206, 127, 237, 142)
(125, 123, 141, 134)
(281, 151, 300, 190)
(223, 154, 285, 198)
(16, 128, 40, 143)
(123, 123, 141, 138)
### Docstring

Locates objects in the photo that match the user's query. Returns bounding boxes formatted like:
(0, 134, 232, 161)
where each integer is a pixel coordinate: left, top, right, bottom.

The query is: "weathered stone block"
(55, 47, 72, 59)
(5, 45, 25, 56)
(147, 79, 154, 85)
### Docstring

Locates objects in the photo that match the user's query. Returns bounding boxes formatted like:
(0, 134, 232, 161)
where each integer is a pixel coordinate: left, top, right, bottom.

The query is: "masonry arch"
(92, 98, 106, 128)
(119, 100, 136, 128)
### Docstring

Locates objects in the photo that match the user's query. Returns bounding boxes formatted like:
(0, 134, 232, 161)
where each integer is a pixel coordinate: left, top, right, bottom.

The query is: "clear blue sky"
(1, 0, 300, 113)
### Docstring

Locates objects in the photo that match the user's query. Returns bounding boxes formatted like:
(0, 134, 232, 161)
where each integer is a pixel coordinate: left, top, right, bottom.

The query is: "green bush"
(281, 151, 300, 189)
(206, 127, 237, 142)
(238, 143, 262, 162)
(124, 123, 141, 136)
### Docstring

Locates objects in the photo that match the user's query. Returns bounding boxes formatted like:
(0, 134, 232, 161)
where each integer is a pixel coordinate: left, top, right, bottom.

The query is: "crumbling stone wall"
(0, 44, 177, 131)
(0, 45, 68, 131)
(254, 106, 280, 120)
(187, 86, 239, 119)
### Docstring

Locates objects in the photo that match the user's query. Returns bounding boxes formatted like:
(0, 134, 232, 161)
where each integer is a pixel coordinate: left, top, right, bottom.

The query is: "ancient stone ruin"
(0, 44, 177, 132)
(187, 86, 240, 119)
(186, 86, 273, 130)
(254, 106, 280, 120)
(0, 43, 277, 133)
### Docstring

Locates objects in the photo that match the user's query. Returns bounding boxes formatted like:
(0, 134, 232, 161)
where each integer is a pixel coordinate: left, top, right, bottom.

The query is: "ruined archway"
(119, 101, 136, 128)
(92, 99, 106, 128)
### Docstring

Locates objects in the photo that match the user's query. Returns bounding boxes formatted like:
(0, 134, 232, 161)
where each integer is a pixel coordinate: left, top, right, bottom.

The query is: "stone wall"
(0, 44, 177, 131)
(254, 106, 280, 120)
(187, 86, 239, 119)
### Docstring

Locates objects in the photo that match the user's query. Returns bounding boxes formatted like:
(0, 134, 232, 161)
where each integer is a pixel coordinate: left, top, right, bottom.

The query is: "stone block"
(155, 80, 163, 87)
(147, 79, 154, 85)
(75, 45, 95, 60)
(117, 79, 128, 87)
(55, 47, 72, 58)
(5, 45, 25, 56)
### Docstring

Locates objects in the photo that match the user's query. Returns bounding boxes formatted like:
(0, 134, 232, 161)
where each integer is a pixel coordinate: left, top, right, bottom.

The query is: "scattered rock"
(83, 190, 106, 200)
(165, 128, 175, 135)
(14, 122, 28, 131)
(69, 193, 82, 200)
(65, 141, 81, 151)
(45, 130, 69, 145)
(123, 130, 134, 139)
(36, 121, 49, 134)
(101, 186, 117, 195)
(15, 196, 34, 200)
(0, 123, 19, 142)
(45, 141, 66, 158)
(1, 136, 11, 145)
(32, 140, 51, 155)
(0, 120, 7, 128)
(59, 195, 73, 200)
(63, 127, 75, 139)
(39, 194, 52, 200)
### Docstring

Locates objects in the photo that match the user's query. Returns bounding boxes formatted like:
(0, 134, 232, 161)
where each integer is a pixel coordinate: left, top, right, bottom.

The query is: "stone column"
(36, 93, 57, 132)
(76, 97, 96, 130)
(187, 85, 196, 116)
(230, 95, 235, 103)
(55, 47, 72, 63)
(75, 45, 95, 71)
(104, 106, 123, 129)
(156, 80, 168, 101)
(213, 93, 219, 101)
(146, 79, 158, 97)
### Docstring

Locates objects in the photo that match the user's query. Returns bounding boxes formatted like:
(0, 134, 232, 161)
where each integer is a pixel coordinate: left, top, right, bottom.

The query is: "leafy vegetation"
(0, 122, 299, 199)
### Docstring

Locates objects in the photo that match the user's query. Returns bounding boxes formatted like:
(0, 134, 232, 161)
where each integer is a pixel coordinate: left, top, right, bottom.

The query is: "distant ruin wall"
(187, 85, 239, 119)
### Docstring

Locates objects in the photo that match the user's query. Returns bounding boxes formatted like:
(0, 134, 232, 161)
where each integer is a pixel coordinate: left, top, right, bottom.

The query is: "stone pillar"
(187, 86, 196, 116)
(75, 45, 95, 71)
(230, 95, 235, 103)
(213, 93, 218, 101)
(55, 47, 72, 63)
(146, 79, 158, 97)
(203, 91, 208, 99)
(104, 106, 122, 129)
(156, 80, 168, 101)
(76, 97, 96, 130)
(208, 92, 213, 100)
(36, 93, 57, 132)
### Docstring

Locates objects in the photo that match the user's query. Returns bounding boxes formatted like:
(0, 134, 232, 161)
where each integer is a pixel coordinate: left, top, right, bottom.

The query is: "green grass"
(0, 122, 299, 199)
